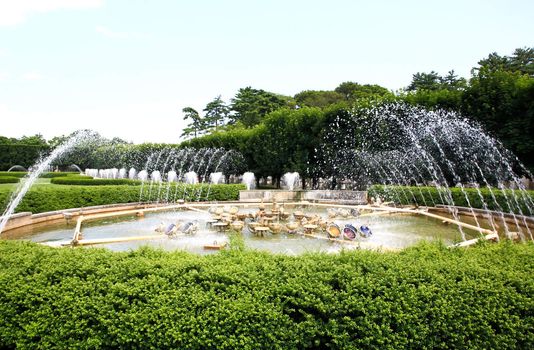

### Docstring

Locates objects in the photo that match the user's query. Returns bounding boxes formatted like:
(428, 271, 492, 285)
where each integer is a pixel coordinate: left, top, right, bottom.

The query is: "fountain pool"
(2, 203, 490, 254)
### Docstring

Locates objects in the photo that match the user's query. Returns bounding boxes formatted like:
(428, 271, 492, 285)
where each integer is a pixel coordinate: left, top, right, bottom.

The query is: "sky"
(0, 0, 533, 144)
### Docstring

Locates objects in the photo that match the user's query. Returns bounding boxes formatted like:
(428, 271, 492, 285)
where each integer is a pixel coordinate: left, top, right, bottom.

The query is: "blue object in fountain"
(359, 225, 372, 238)
(164, 223, 176, 235)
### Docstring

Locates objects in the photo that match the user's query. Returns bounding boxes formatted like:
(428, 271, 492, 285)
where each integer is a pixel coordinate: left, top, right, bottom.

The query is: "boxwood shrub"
(0, 172, 79, 179)
(50, 176, 142, 186)
(0, 184, 245, 213)
(0, 171, 27, 178)
(0, 176, 19, 184)
(0, 241, 532, 349)
(39, 172, 79, 178)
(369, 185, 534, 215)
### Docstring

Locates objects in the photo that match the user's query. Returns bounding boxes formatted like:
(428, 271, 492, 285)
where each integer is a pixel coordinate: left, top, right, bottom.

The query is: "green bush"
(39, 172, 79, 178)
(0, 241, 532, 349)
(50, 176, 144, 186)
(0, 171, 27, 178)
(0, 172, 79, 179)
(0, 184, 245, 213)
(369, 185, 534, 215)
(0, 176, 19, 184)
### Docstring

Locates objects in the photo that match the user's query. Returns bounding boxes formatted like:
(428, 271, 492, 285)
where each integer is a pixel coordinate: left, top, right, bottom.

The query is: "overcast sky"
(1, 0, 533, 144)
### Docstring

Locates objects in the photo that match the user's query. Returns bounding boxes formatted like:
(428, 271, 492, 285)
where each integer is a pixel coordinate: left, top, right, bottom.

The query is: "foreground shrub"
(0, 184, 245, 213)
(369, 185, 534, 215)
(0, 241, 532, 349)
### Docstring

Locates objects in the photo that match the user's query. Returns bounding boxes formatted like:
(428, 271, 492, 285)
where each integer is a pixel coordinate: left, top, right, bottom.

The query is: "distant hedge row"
(50, 176, 143, 186)
(0, 177, 19, 184)
(0, 171, 78, 179)
(0, 240, 532, 349)
(369, 185, 534, 215)
(0, 184, 245, 213)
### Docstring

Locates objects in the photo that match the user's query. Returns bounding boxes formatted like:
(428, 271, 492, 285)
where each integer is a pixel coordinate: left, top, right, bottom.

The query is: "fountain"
(184, 171, 198, 184)
(0, 131, 91, 234)
(68, 164, 83, 173)
(210, 172, 224, 184)
(0, 104, 532, 250)
(242, 172, 255, 190)
(282, 172, 300, 191)
(138, 170, 148, 181)
(128, 168, 137, 180)
(151, 171, 162, 182)
(313, 103, 533, 240)
(7, 165, 27, 172)
(167, 171, 178, 182)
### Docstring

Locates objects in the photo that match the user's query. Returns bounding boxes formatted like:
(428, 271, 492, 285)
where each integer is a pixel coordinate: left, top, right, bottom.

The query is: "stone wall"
(239, 190, 367, 204)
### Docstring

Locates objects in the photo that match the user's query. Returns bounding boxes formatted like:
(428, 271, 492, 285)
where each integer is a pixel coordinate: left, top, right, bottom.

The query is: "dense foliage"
(369, 185, 534, 215)
(0, 184, 245, 214)
(1, 47, 532, 184)
(0, 241, 532, 349)
(0, 144, 49, 171)
(0, 176, 19, 184)
(50, 176, 143, 186)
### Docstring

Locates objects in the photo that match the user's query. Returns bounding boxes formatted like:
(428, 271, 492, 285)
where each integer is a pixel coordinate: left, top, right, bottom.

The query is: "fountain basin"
(3, 200, 527, 254)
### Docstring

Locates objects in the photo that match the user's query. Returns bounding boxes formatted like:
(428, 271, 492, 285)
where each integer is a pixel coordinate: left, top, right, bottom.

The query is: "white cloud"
(0, 72, 8, 81)
(0, 0, 103, 27)
(22, 71, 43, 80)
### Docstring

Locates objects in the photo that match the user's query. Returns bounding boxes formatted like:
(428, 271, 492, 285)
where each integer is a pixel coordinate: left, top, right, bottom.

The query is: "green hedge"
(0, 172, 79, 179)
(0, 184, 245, 213)
(0, 241, 532, 349)
(39, 172, 79, 178)
(0, 172, 27, 178)
(369, 185, 534, 215)
(50, 176, 142, 186)
(0, 176, 19, 184)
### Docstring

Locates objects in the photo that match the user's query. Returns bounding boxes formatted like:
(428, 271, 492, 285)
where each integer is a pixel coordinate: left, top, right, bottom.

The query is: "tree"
(473, 47, 533, 77)
(294, 90, 345, 108)
(406, 71, 442, 91)
(462, 68, 534, 170)
(203, 96, 229, 131)
(510, 47, 534, 77)
(335, 82, 391, 100)
(440, 70, 467, 90)
(230, 87, 290, 127)
(181, 107, 205, 139)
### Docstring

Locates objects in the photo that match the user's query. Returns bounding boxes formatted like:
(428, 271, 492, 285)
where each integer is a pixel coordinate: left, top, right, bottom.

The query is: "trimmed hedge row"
(50, 176, 142, 186)
(0, 172, 79, 179)
(0, 176, 19, 184)
(369, 185, 534, 215)
(39, 172, 79, 178)
(0, 172, 27, 178)
(0, 184, 246, 213)
(0, 241, 532, 349)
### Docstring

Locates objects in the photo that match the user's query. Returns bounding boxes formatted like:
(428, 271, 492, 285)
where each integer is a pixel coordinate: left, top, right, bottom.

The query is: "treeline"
(2, 47, 532, 180)
(181, 47, 533, 177)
